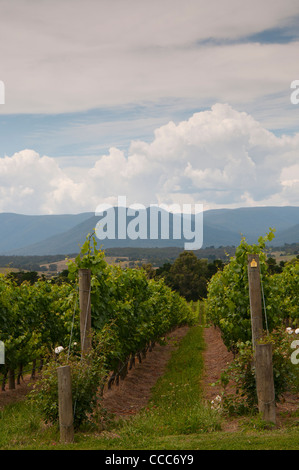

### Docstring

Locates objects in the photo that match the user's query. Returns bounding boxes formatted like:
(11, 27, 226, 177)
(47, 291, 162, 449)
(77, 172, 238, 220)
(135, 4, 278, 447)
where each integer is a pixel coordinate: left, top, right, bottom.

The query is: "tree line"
(2, 248, 297, 301)
(142, 251, 225, 301)
(142, 250, 299, 302)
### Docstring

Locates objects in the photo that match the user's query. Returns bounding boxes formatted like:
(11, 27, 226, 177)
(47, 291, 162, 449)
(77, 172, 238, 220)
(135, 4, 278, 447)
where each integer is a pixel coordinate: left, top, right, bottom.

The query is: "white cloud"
(1, 104, 299, 214)
(0, 149, 87, 214)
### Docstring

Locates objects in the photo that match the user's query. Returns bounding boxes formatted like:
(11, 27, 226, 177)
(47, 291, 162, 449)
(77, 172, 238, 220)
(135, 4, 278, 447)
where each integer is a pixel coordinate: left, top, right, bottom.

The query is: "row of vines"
(0, 235, 197, 426)
(205, 230, 299, 414)
(0, 278, 76, 389)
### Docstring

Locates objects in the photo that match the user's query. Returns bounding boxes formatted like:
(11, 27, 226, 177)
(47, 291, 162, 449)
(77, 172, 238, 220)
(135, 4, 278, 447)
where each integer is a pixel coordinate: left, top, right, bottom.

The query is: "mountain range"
(0, 206, 299, 256)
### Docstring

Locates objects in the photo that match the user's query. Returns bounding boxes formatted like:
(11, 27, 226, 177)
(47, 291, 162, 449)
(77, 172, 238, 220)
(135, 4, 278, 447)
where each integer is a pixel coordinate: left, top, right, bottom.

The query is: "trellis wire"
(259, 262, 269, 335)
(67, 285, 79, 361)
(72, 282, 91, 420)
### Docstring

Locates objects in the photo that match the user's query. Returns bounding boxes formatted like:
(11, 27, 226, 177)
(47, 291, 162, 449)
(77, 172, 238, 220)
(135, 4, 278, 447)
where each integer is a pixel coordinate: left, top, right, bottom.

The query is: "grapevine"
(0, 232, 196, 398)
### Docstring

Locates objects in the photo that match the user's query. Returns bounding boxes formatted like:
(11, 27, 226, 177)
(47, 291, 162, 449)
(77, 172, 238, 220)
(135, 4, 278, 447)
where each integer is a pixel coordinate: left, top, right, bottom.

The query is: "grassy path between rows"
(0, 323, 298, 450)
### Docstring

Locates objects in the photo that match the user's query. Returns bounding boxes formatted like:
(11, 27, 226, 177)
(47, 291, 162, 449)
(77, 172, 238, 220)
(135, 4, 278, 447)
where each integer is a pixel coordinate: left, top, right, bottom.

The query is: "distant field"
(40, 256, 142, 272)
(270, 251, 298, 262)
(0, 255, 144, 277)
(0, 267, 21, 274)
(39, 258, 74, 272)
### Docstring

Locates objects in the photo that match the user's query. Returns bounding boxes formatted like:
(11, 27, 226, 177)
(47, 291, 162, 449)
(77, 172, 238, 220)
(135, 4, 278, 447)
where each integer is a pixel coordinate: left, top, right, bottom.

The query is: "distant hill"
(1, 206, 299, 255)
(203, 206, 299, 241)
(0, 212, 93, 253)
(270, 222, 299, 246)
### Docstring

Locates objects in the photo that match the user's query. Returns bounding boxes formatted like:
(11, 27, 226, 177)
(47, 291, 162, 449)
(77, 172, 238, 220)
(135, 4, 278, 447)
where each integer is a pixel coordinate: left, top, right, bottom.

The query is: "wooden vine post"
(255, 343, 276, 424)
(247, 254, 276, 424)
(78, 268, 92, 356)
(57, 365, 74, 443)
(57, 268, 92, 443)
(247, 254, 263, 350)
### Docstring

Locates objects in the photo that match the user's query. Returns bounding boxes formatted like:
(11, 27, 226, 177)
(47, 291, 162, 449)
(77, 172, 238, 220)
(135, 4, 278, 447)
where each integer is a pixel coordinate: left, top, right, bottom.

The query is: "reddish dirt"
(201, 326, 241, 432)
(101, 326, 189, 417)
(202, 325, 234, 402)
(0, 374, 35, 409)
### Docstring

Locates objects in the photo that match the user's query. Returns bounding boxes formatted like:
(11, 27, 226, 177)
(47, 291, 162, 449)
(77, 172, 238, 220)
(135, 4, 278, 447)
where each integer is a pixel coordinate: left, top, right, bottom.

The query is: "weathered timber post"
(57, 365, 74, 443)
(8, 369, 15, 390)
(255, 343, 276, 424)
(247, 254, 264, 350)
(247, 254, 276, 424)
(79, 268, 92, 356)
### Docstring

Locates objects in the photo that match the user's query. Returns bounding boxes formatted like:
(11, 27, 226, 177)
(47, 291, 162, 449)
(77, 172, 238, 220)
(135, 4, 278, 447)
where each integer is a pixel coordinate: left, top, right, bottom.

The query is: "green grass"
(117, 325, 221, 436)
(0, 400, 57, 448)
(0, 321, 298, 450)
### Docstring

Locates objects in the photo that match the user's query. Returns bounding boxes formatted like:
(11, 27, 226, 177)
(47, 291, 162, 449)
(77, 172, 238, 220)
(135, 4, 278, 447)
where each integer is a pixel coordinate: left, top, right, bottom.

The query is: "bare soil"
(202, 325, 234, 402)
(0, 374, 34, 409)
(101, 326, 190, 418)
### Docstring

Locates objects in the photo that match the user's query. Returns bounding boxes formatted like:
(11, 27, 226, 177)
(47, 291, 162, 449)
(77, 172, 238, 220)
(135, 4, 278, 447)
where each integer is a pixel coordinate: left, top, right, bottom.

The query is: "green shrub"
(205, 231, 275, 353)
(219, 327, 299, 416)
(29, 343, 107, 430)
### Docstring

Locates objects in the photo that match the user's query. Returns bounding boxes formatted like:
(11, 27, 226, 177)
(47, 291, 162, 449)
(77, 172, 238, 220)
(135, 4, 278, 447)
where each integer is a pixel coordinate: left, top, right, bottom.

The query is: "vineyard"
(205, 231, 299, 417)
(0, 234, 197, 428)
(206, 231, 299, 349)
(0, 231, 298, 449)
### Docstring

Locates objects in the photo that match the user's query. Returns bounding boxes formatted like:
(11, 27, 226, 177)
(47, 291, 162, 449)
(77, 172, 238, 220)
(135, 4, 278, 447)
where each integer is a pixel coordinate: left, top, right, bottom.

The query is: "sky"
(0, 0, 299, 215)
